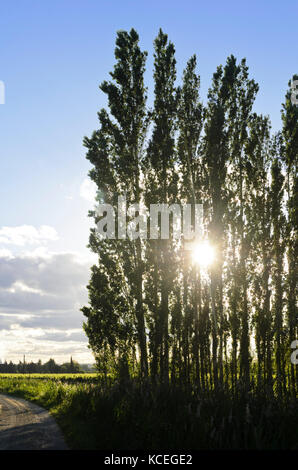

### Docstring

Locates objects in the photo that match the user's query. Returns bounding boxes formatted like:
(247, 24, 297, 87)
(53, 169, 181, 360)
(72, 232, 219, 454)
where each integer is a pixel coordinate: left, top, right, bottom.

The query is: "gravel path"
(0, 394, 69, 450)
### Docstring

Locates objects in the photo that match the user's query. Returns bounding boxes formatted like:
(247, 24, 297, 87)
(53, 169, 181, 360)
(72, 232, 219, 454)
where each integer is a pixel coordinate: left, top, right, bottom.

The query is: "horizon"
(0, 356, 95, 366)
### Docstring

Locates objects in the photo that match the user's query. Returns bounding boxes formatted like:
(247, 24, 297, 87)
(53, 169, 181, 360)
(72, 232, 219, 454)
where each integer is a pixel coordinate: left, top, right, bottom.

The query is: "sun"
(192, 242, 215, 267)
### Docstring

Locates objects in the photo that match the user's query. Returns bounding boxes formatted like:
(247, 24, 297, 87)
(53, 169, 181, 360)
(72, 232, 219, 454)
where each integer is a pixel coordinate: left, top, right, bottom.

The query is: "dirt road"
(0, 394, 68, 450)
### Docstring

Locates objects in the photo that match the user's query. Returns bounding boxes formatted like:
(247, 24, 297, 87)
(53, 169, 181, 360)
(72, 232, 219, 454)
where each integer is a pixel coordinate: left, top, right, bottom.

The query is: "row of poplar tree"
(81, 29, 297, 396)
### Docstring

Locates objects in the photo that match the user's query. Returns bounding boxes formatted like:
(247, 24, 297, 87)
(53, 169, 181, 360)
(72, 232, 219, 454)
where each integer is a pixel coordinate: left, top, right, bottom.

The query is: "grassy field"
(0, 374, 297, 450)
(0, 373, 98, 382)
(0, 373, 107, 449)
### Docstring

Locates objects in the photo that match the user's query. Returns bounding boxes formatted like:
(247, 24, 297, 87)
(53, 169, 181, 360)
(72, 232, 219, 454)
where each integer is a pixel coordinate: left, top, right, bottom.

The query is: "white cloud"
(0, 250, 90, 309)
(0, 325, 93, 364)
(0, 225, 58, 246)
(7, 281, 45, 295)
(0, 247, 95, 363)
(80, 178, 97, 202)
(0, 249, 13, 259)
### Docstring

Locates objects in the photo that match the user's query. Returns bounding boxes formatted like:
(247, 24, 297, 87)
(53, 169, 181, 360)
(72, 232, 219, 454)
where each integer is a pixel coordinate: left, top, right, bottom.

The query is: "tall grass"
(0, 375, 297, 450)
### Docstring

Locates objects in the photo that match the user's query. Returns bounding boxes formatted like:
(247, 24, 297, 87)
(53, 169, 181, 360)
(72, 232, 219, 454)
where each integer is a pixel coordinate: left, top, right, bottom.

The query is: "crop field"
(0, 373, 99, 383)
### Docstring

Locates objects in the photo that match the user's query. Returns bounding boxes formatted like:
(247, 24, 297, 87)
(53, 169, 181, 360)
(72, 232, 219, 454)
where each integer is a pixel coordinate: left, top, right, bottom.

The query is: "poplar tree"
(247, 114, 272, 390)
(177, 55, 204, 385)
(270, 138, 286, 396)
(226, 60, 259, 389)
(281, 75, 298, 393)
(82, 28, 297, 396)
(144, 29, 178, 382)
(82, 29, 149, 377)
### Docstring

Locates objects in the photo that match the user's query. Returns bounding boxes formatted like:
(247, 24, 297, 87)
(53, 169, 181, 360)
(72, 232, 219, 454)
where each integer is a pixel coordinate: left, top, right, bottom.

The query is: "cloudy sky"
(0, 0, 297, 363)
(0, 183, 97, 364)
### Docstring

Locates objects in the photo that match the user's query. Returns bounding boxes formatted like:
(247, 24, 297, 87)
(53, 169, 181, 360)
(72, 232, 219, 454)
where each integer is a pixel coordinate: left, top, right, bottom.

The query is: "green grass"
(0, 373, 99, 383)
(0, 374, 297, 450)
(0, 374, 102, 448)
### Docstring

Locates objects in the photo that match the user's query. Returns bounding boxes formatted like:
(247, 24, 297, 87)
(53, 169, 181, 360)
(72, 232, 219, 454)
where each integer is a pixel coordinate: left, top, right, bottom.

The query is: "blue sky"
(0, 0, 297, 363)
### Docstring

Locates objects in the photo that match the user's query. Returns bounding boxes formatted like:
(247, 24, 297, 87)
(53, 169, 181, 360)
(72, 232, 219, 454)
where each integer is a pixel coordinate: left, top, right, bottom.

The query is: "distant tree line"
(82, 28, 297, 396)
(0, 357, 84, 374)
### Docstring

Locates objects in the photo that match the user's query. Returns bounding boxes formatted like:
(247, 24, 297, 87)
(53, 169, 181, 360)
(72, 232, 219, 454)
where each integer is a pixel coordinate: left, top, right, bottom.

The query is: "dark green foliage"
(0, 376, 297, 450)
(82, 29, 297, 408)
(0, 358, 84, 374)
